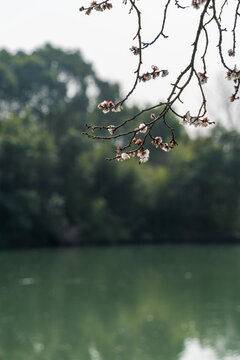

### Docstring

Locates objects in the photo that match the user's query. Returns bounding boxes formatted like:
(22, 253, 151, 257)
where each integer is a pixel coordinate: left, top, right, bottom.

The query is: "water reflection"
(181, 338, 240, 360)
(0, 246, 240, 360)
(181, 339, 217, 360)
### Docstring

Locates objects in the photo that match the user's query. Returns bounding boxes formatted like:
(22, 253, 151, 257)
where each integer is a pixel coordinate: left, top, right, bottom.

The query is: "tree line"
(0, 44, 239, 248)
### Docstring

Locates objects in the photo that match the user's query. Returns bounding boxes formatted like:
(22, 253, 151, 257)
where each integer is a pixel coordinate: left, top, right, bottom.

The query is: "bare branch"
(79, 0, 240, 163)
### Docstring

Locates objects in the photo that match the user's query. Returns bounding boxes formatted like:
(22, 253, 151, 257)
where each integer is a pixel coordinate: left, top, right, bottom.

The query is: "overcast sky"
(0, 0, 239, 128)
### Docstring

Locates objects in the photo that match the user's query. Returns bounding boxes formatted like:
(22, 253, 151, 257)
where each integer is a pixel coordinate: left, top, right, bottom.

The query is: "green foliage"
(0, 45, 240, 247)
(167, 126, 240, 241)
(0, 44, 120, 135)
(0, 114, 59, 246)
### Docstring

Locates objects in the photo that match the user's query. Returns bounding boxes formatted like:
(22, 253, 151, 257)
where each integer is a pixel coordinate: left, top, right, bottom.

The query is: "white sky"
(0, 0, 239, 129)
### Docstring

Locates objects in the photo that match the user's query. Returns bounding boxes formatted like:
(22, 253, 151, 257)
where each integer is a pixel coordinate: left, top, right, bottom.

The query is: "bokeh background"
(0, 1, 240, 360)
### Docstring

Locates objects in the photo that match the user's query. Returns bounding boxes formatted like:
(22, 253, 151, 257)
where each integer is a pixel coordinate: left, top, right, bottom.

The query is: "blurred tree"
(0, 113, 62, 246)
(0, 45, 239, 247)
(0, 44, 121, 137)
(166, 126, 240, 242)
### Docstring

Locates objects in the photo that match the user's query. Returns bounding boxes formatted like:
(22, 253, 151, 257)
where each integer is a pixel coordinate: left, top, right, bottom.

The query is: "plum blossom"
(130, 46, 140, 55)
(182, 112, 214, 127)
(152, 71, 161, 80)
(161, 70, 169, 77)
(139, 73, 152, 82)
(137, 149, 150, 164)
(98, 100, 110, 113)
(151, 136, 162, 148)
(192, 0, 205, 9)
(102, 3, 112, 10)
(182, 111, 191, 125)
(139, 67, 168, 82)
(160, 143, 171, 152)
(232, 66, 240, 79)
(139, 156, 149, 164)
(228, 49, 234, 57)
(170, 139, 178, 147)
(226, 66, 240, 81)
(80, 1, 113, 15)
(107, 125, 115, 135)
(121, 153, 130, 160)
(98, 100, 123, 113)
(116, 146, 122, 153)
(198, 72, 208, 84)
(151, 136, 172, 151)
(201, 117, 210, 126)
(226, 70, 233, 80)
(85, 8, 92, 15)
(98, 100, 107, 109)
(135, 138, 142, 145)
(112, 104, 123, 112)
(103, 107, 110, 114)
(139, 123, 147, 134)
(151, 65, 159, 72)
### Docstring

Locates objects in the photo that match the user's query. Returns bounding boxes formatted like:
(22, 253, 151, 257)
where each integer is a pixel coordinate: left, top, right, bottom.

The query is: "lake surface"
(0, 246, 240, 360)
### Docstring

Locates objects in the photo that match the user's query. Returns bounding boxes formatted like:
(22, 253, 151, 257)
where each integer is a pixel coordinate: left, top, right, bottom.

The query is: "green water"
(0, 246, 240, 360)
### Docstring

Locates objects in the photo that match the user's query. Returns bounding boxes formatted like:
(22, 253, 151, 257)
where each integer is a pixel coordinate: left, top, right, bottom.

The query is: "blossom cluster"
(129, 46, 140, 55)
(114, 120, 151, 164)
(192, 0, 206, 9)
(136, 123, 148, 134)
(116, 148, 150, 164)
(139, 66, 169, 82)
(226, 67, 240, 81)
(151, 136, 171, 152)
(137, 149, 150, 163)
(98, 100, 123, 113)
(79, 1, 112, 15)
(131, 122, 148, 143)
(226, 67, 240, 102)
(228, 49, 235, 57)
(107, 121, 149, 142)
(198, 72, 208, 84)
(116, 152, 132, 162)
(182, 111, 214, 127)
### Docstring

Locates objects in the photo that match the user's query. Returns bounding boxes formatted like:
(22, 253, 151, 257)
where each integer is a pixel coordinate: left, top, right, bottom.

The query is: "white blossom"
(137, 149, 150, 163)
(107, 125, 115, 135)
(139, 123, 148, 134)
(121, 153, 130, 160)
(112, 104, 123, 112)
